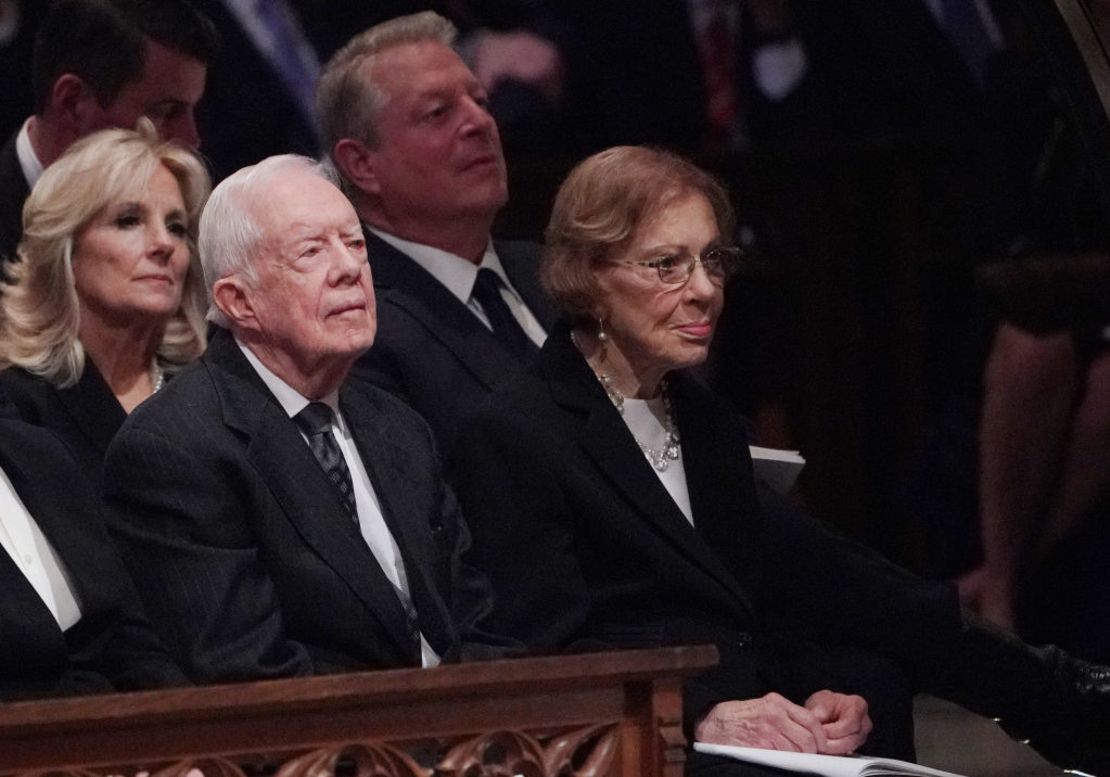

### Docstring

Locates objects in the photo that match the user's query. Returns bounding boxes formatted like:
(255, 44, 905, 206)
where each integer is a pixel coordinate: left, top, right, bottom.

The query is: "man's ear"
(332, 138, 381, 196)
(49, 74, 103, 134)
(212, 276, 259, 331)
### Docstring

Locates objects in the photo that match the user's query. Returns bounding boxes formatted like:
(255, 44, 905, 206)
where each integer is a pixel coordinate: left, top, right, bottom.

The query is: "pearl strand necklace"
(570, 330, 681, 472)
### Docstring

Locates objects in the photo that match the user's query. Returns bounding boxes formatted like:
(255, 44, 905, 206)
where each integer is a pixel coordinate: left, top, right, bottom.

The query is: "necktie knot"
(295, 402, 333, 436)
(473, 267, 503, 298)
(293, 402, 357, 521)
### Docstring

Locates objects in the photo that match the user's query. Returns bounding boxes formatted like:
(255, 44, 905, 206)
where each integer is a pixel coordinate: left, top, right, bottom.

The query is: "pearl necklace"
(151, 362, 165, 394)
(570, 330, 681, 472)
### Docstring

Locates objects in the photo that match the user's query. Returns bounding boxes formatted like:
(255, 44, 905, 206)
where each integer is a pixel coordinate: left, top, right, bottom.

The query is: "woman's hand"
(804, 690, 872, 755)
(695, 692, 829, 752)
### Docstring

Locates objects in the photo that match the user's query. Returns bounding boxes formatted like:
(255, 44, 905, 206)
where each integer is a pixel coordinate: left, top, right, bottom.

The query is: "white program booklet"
(694, 743, 969, 777)
(748, 446, 806, 494)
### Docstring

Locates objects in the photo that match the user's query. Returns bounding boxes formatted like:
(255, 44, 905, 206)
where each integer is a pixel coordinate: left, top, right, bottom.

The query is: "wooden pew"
(0, 645, 717, 777)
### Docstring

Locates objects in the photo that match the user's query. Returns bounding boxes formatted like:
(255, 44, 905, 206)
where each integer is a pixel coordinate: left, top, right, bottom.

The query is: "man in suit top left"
(104, 154, 512, 683)
(0, 418, 185, 700)
(0, 0, 217, 265)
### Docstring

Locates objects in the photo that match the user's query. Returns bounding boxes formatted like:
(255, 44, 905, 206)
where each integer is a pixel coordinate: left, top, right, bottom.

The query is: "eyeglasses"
(612, 246, 743, 287)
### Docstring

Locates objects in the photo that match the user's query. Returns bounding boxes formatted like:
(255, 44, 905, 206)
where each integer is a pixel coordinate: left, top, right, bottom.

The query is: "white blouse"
(621, 396, 694, 525)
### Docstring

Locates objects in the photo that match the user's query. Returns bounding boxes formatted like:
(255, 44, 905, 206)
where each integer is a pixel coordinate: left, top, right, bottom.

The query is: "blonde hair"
(317, 11, 458, 154)
(542, 146, 735, 322)
(1, 120, 210, 387)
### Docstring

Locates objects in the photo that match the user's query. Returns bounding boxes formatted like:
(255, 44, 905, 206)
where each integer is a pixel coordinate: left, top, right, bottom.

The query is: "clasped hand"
(695, 690, 872, 754)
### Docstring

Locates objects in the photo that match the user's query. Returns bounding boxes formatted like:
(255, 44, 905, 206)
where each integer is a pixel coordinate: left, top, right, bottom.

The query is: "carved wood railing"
(0, 645, 717, 777)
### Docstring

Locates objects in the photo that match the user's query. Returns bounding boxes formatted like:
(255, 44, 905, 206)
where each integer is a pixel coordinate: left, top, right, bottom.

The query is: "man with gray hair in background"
(319, 11, 556, 459)
(103, 153, 511, 683)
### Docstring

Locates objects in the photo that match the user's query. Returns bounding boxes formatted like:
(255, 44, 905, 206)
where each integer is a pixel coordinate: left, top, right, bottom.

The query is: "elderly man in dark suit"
(0, 419, 184, 699)
(0, 0, 216, 264)
(103, 154, 509, 683)
(319, 12, 557, 459)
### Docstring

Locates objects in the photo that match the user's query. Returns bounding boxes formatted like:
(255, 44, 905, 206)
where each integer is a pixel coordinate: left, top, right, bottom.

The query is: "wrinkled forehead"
(251, 172, 358, 244)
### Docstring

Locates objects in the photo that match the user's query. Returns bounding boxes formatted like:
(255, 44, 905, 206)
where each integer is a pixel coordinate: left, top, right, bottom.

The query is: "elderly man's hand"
(804, 690, 872, 755)
(695, 692, 829, 752)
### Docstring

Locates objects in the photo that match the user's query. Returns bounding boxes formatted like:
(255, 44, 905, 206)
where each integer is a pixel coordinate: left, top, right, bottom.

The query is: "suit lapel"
(368, 233, 532, 390)
(543, 328, 757, 618)
(673, 376, 764, 604)
(205, 331, 417, 659)
(54, 362, 127, 460)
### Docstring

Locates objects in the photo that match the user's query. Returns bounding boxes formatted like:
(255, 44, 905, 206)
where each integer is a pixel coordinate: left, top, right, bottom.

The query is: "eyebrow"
(640, 235, 724, 253)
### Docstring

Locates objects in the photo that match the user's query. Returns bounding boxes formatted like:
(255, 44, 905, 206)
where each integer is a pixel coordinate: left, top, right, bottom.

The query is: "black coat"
(451, 323, 975, 753)
(0, 419, 185, 699)
(350, 234, 557, 458)
(0, 362, 127, 485)
(104, 327, 511, 684)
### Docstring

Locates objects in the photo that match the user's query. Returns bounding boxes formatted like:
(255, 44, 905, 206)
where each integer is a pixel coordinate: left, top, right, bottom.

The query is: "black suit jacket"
(0, 130, 28, 266)
(452, 323, 969, 733)
(0, 419, 184, 699)
(104, 327, 509, 684)
(0, 363, 127, 484)
(350, 234, 557, 458)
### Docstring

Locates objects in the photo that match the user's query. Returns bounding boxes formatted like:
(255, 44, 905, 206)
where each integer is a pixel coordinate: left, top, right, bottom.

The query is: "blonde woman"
(0, 121, 209, 479)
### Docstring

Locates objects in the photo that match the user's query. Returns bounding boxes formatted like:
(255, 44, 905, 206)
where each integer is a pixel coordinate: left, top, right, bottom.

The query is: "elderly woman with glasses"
(451, 146, 1110, 775)
(0, 121, 209, 480)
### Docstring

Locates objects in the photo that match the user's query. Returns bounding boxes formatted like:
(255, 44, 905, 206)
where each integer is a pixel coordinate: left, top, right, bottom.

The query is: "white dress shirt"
(238, 341, 440, 667)
(0, 464, 82, 630)
(15, 117, 44, 191)
(370, 228, 547, 348)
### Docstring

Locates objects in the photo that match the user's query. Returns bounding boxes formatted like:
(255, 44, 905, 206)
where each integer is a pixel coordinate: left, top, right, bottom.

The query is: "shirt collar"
(368, 227, 517, 306)
(15, 118, 44, 190)
(236, 338, 339, 419)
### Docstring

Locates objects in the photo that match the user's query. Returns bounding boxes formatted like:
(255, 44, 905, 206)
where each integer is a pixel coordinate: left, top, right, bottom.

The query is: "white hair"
(199, 154, 333, 327)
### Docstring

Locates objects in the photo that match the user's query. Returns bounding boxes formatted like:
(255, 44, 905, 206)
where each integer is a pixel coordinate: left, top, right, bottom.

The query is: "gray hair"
(1, 119, 210, 386)
(317, 11, 458, 155)
(199, 154, 331, 327)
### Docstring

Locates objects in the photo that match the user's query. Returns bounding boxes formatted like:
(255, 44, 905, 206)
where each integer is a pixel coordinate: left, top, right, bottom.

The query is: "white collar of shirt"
(368, 228, 518, 306)
(15, 118, 44, 191)
(236, 339, 338, 420)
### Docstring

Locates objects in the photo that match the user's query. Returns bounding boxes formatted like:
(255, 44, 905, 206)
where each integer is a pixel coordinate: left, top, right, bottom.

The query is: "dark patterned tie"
(294, 402, 357, 521)
(471, 268, 538, 361)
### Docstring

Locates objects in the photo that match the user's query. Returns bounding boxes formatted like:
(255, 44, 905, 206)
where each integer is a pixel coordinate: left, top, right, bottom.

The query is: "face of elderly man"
(361, 40, 508, 226)
(239, 166, 375, 371)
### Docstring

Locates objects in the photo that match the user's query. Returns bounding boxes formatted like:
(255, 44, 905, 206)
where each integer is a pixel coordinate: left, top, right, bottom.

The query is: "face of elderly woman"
(72, 164, 190, 326)
(596, 192, 724, 383)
